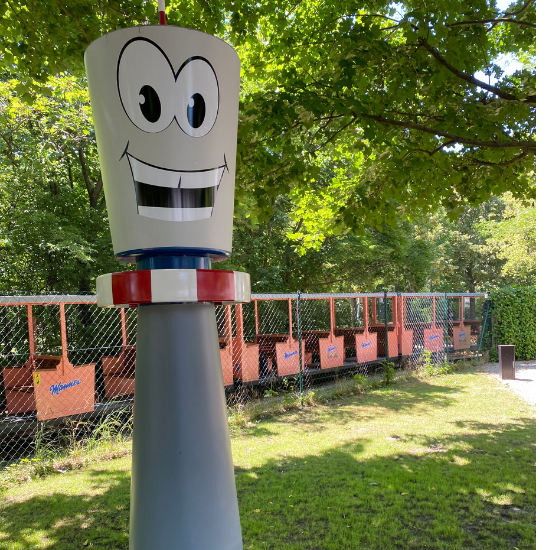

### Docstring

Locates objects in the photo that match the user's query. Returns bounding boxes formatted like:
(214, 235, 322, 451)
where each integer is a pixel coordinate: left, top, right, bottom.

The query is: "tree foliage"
(0, 1, 536, 293)
(0, 76, 122, 292)
(234, 0, 536, 229)
(0, 1, 536, 228)
(423, 192, 535, 292)
(479, 193, 535, 286)
(223, 199, 434, 292)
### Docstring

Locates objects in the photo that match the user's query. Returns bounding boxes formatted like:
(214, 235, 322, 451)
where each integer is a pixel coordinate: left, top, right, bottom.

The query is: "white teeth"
(127, 154, 225, 189)
(137, 206, 213, 221)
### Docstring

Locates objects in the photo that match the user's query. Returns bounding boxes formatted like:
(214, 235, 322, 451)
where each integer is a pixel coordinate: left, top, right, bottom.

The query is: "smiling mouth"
(124, 148, 227, 222)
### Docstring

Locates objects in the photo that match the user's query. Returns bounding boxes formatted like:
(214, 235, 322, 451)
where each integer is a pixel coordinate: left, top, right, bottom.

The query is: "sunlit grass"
(0, 367, 536, 550)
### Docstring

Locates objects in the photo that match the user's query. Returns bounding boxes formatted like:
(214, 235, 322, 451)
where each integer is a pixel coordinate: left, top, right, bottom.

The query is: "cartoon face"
(85, 27, 240, 262)
(117, 38, 226, 222)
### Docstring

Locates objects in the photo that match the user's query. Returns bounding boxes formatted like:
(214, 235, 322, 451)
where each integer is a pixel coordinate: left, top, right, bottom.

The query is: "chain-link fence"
(1, 291, 488, 466)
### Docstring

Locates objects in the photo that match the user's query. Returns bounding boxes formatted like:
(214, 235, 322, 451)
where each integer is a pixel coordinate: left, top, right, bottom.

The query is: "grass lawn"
(0, 366, 536, 549)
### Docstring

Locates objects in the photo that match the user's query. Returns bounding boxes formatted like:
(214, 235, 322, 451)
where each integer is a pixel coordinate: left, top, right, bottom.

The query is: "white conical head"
(85, 26, 240, 262)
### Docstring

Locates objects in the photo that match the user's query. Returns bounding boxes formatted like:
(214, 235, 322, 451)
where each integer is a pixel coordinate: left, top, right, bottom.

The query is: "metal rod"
(444, 293, 448, 363)
(288, 298, 294, 343)
(362, 297, 369, 336)
(384, 291, 389, 362)
(297, 291, 303, 401)
(121, 308, 127, 347)
(477, 298, 491, 361)
(254, 299, 259, 337)
(329, 297, 336, 337)
(158, 0, 166, 24)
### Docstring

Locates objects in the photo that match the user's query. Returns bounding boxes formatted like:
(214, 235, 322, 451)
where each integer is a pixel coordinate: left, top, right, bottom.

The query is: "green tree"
(0, 1, 536, 293)
(424, 191, 535, 292)
(425, 199, 507, 292)
(0, 0, 536, 233)
(224, 199, 435, 292)
(479, 192, 535, 285)
(234, 0, 536, 229)
(0, 76, 122, 292)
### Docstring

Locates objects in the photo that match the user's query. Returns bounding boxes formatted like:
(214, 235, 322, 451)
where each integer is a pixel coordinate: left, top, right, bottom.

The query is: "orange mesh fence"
(1, 292, 487, 464)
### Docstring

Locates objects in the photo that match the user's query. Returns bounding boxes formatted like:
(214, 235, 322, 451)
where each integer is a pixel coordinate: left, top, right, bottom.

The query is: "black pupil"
(139, 85, 161, 123)
(187, 93, 206, 129)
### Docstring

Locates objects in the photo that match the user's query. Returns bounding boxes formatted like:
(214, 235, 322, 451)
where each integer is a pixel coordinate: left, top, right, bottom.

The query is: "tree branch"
(78, 147, 93, 197)
(504, 0, 534, 17)
(465, 149, 534, 167)
(5, 0, 41, 36)
(310, 116, 357, 154)
(78, 146, 103, 208)
(415, 140, 457, 156)
(358, 112, 536, 149)
(90, 174, 103, 208)
(245, 160, 293, 186)
(0, 133, 20, 167)
(446, 18, 535, 29)
(418, 38, 535, 104)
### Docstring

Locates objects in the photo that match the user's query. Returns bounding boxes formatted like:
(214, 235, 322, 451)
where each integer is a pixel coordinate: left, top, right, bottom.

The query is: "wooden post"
(254, 300, 259, 338)
(288, 298, 294, 343)
(396, 295, 403, 354)
(26, 304, 35, 358)
(225, 305, 233, 355)
(233, 304, 244, 370)
(329, 298, 336, 341)
(362, 297, 369, 336)
(60, 303, 68, 375)
(121, 308, 127, 347)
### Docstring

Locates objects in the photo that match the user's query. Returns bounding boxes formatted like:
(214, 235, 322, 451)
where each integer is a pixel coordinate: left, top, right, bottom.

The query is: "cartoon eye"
(175, 58, 219, 137)
(118, 39, 176, 133)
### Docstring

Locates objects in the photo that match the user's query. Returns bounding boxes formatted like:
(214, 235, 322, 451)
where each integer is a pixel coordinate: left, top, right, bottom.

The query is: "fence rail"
(0, 291, 489, 465)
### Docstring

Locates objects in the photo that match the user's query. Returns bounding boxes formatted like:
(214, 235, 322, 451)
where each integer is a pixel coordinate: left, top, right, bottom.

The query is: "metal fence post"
(444, 292, 448, 363)
(477, 298, 491, 361)
(384, 291, 389, 362)
(297, 290, 303, 401)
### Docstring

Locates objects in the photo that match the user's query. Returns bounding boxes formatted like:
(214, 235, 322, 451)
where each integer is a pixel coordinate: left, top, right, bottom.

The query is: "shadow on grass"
(0, 417, 535, 550)
(0, 468, 131, 549)
(240, 377, 465, 437)
(237, 418, 535, 550)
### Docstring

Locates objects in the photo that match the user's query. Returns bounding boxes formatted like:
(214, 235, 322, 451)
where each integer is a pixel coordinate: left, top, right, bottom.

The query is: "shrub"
(489, 286, 536, 360)
(381, 361, 395, 386)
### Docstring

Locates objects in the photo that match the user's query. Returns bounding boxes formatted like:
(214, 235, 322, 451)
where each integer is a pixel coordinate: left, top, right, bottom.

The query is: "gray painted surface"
(130, 303, 242, 550)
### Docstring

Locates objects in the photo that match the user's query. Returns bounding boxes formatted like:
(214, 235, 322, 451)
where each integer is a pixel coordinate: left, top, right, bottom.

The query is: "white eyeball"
(175, 57, 219, 138)
(117, 38, 176, 133)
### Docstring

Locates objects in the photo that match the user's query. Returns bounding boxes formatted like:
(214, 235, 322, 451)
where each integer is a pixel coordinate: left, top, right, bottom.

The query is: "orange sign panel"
(219, 346, 234, 386)
(237, 344, 260, 383)
(398, 330, 414, 356)
(423, 329, 444, 352)
(319, 336, 345, 369)
(33, 356, 95, 421)
(453, 326, 471, 350)
(355, 333, 377, 363)
(275, 340, 306, 377)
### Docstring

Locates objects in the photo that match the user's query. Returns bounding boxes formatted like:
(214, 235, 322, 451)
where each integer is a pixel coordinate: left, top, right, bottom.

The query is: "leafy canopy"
(0, 0, 536, 232)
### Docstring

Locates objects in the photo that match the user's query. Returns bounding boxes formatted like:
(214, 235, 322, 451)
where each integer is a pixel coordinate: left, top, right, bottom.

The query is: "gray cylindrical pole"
(130, 303, 242, 550)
